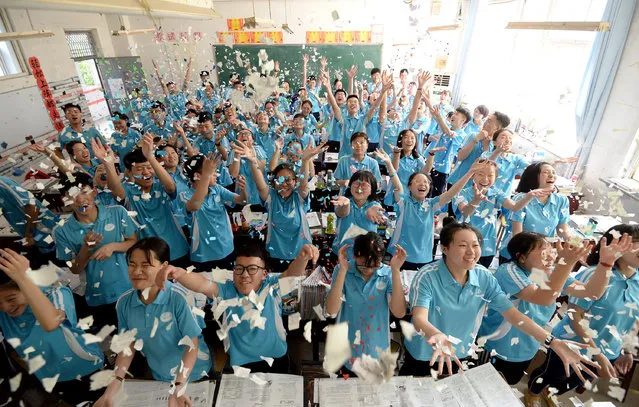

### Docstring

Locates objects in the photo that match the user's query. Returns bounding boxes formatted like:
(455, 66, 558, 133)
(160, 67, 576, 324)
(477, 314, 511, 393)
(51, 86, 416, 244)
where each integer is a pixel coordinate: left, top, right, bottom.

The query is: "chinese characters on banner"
(28, 57, 64, 132)
(305, 31, 373, 44)
(216, 31, 284, 44)
(155, 31, 204, 43)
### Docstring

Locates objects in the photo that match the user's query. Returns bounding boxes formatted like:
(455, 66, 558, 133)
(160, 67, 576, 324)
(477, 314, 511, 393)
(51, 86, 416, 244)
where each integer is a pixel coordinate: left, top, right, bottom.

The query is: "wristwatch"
(543, 334, 555, 349)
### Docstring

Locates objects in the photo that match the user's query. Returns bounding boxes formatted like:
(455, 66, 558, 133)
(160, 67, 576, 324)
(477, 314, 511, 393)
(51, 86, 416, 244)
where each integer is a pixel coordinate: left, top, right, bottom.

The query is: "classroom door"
(94, 57, 148, 116)
(75, 59, 111, 123)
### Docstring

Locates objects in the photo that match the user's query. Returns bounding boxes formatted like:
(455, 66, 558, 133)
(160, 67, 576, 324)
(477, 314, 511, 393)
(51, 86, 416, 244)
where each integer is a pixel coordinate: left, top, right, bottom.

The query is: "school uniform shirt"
(284, 132, 315, 150)
(200, 94, 220, 115)
(552, 266, 639, 359)
(335, 155, 382, 185)
(79, 158, 101, 179)
(265, 189, 311, 260)
(499, 193, 570, 260)
(447, 139, 493, 187)
(480, 262, 576, 362)
(143, 120, 174, 141)
(380, 119, 403, 158)
(181, 185, 235, 263)
(110, 127, 141, 161)
(452, 186, 509, 256)
(0, 286, 104, 382)
(229, 145, 267, 205)
(216, 165, 234, 188)
(331, 261, 395, 369)
(193, 135, 227, 157)
(0, 176, 59, 251)
(53, 205, 137, 307)
(116, 282, 211, 382)
(168, 168, 191, 227)
(405, 260, 514, 361)
(95, 189, 119, 207)
(216, 274, 287, 366)
(484, 153, 529, 196)
(122, 181, 189, 261)
(332, 198, 380, 254)
(306, 84, 322, 113)
(165, 92, 188, 120)
(365, 115, 382, 144)
(465, 121, 482, 136)
(303, 113, 318, 136)
(388, 195, 442, 264)
(58, 126, 106, 158)
(251, 125, 280, 160)
(424, 129, 465, 175)
(323, 104, 345, 143)
(338, 113, 367, 158)
(383, 155, 425, 206)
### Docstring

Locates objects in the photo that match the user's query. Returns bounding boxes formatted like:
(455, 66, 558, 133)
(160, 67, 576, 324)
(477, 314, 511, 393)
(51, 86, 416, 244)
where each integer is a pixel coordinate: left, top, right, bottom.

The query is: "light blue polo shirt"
(405, 260, 514, 361)
(110, 127, 141, 161)
(216, 274, 287, 366)
(331, 262, 394, 369)
(143, 120, 174, 141)
(58, 126, 105, 157)
(193, 135, 225, 157)
(265, 189, 311, 260)
(465, 121, 482, 136)
(284, 132, 315, 150)
(380, 119, 403, 158)
(447, 139, 493, 186)
(0, 286, 104, 382)
(167, 168, 191, 228)
(0, 176, 59, 251)
(96, 189, 119, 207)
(229, 145, 267, 205)
(365, 116, 382, 144)
(499, 193, 570, 260)
(332, 198, 380, 254)
(452, 186, 509, 256)
(335, 155, 382, 185)
(338, 113, 367, 158)
(383, 155, 425, 206)
(324, 104, 346, 143)
(200, 94, 220, 115)
(306, 84, 322, 113)
(122, 181, 189, 261)
(480, 262, 576, 362)
(388, 195, 441, 264)
(409, 117, 431, 154)
(181, 185, 235, 263)
(53, 205, 137, 307)
(251, 125, 280, 160)
(424, 129, 465, 174)
(303, 113, 318, 135)
(116, 282, 211, 382)
(484, 153, 529, 196)
(552, 266, 639, 360)
(165, 92, 188, 120)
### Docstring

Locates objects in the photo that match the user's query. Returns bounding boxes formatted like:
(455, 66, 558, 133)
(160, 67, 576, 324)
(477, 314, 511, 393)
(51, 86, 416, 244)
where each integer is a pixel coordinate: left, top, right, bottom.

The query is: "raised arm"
(302, 54, 309, 88)
(320, 71, 343, 123)
(182, 57, 192, 92)
(269, 138, 284, 172)
(0, 249, 65, 331)
(141, 133, 176, 194)
(246, 146, 270, 202)
(424, 94, 453, 136)
(458, 130, 489, 161)
(298, 142, 326, 200)
(502, 188, 553, 213)
(365, 71, 392, 123)
(92, 138, 125, 201)
(374, 148, 403, 201)
(31, 143, 74, 175)
(346, 65, 357, 95)
(439, 159, 483, 207)
(388, 245, 407, 318)
(174, 122, 198, 157)
(281, 244, 319, 279)
(186, 155, 221, 212)
(326, 246, 350, 316)
(152, 59, 169, 97)
(422, 146, 445, 174)
(407, 71, 431, 126)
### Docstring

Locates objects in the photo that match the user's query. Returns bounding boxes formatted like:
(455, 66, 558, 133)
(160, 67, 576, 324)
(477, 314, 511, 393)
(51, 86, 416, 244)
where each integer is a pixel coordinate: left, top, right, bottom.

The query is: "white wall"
(580, 4, 639, 190)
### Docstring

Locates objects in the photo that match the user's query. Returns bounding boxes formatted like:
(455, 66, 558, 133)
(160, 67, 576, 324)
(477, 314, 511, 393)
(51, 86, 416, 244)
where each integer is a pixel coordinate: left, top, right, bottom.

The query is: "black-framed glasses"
(232, 264, 266, 275)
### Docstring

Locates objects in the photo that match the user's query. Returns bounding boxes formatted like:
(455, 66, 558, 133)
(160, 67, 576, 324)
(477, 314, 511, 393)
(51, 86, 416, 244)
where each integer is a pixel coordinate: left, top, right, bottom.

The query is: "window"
(0, 10, 26, 78)
(65, 31, 98, 60)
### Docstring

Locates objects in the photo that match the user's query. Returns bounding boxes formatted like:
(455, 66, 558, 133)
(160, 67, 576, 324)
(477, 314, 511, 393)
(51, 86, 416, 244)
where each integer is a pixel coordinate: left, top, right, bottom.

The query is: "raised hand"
(428, 332, 464, 376)
(274, 61, 280, 71)
(274, 137, 285, 151)
(346, 65, 358, 78)
(471, 182, 488, 203)
(599, 232, 633, 265)
(202, 153, 222, 177)
(389, 245, 407, 270)
(301, 142, 327, 162)
(0, 249, 30, 282)
(366, 206, 386, 224)
(614, 353, 634, 376)
(429, 146, 446, 154)
(83, 231, 103, 248)
(320, 56, 327, 68)
(555, 239, 593, 265)
(417, 71, 432, 89)
(373, 148, 392, 167)
(141, 133, 156, 159)
(527, 187, 554, 198)
(92, 138, 115, 164)
(549, 339, 599, 384)
(302, 54, 309, 65)
(337, 244, 350, 271)
(236, 174, 247, 192)
(298, 244, 320, 265)
(331, 196, 350, 207)
(381, 70, 393, 92)
(155, 263, 187, 291)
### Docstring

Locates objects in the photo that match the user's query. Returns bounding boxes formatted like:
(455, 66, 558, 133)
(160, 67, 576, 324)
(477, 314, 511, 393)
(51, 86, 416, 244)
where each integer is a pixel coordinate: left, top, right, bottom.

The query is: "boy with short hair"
(143, 101, 174, 141)
(57, 103, 106, 158)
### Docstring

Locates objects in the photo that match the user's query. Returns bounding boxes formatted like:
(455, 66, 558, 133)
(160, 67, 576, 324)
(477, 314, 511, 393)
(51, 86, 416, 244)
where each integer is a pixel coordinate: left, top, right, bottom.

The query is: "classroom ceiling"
(0, 0, 221, 19)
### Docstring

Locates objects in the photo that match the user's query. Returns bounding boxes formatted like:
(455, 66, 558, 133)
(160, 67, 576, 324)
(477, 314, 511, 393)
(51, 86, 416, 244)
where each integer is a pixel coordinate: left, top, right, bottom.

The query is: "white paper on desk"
(113, 380, 214, 406)
(306, 212, 321, 228)
(462, 363, 524, 407)
(215, 373, 303, 407)
(323, 322, 351, 373)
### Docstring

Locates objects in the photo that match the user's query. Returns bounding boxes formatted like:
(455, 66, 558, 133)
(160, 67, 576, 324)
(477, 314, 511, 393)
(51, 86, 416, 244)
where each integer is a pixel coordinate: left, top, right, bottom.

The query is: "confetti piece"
(42, 374, 60, 392)
(323, 322, 351, 373)
(304, 321, 312, 343)
(89, 370, 115, 390)
(178, 336, 196, 351)
(77, 315, 94, 330)
(288, 312, 301, 330)
(399, 320, 418, 341)
(7, 337, 21, 348)
(260, 356, 274, 366)
(9, 373, 21, 392)
(233, 365, 251, 378)
(150, 317, 159, 338)
(28, 355, 46, 374)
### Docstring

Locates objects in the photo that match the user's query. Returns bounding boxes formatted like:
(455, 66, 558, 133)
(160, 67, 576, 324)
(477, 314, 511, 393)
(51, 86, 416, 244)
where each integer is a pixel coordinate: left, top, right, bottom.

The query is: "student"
(285, 113, 316, 150)
(53, 172, 138, 328)
(57, 103, 106, 158)
(384, 129, 430, 206)
(485, 129, 530, 195)
(179, 112, 229, 161)
(528, 225, 639, 405)
(195, 70, 210, 101)
(92, 136, 190, 265)
(230, 130, 267, 205)
(94, 238, 211, 407)
(93, 163, 120, 207)
(321, 71, 388, 158)
(499, 162, 572, 263)
(0, 249, 104, 405)
(368, 68, 382, 94)
(64, 140, 101, 178)
(249, 143, 324, 271)
(465, 105, 489, 136)
(153, 58, 192, 121)
(182, 154, 248, 271)
(143, 101, 175, 141)
(157, 240, 319, 373)
(363, 93, 384, 152)
(399, 222, 598, 379)
(0, 175, 59, 268)
(423, 97, 471, 197)
(199, 82, 220, 114)
(480, 232, 629, 388)
(331, 169, 401, 255)
(155, 144, 190, 237)
(325, 233, 407, 375)
(334, 133, 384, 188)
(388, 160, 483, 270)
(250, 110, 281, 159)
(298, 100, 320, 136)
(446, 112, 510, 191)
(302, 54, 323, 119)
(404, 72, 433, 154)
(110, 112, 141, 162)
(452, 160, 553, 267)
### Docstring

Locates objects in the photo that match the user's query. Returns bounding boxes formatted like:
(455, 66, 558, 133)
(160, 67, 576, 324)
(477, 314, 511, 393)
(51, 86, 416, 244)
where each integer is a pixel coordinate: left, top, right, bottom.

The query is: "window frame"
(64, 30, 99, 61)
(0, 8, 28, 80)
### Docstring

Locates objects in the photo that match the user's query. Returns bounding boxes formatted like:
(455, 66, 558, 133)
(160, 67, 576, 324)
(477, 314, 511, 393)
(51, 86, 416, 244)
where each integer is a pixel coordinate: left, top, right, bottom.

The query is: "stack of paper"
(215, 373, 303, 407)
(299, 266, 332, 320)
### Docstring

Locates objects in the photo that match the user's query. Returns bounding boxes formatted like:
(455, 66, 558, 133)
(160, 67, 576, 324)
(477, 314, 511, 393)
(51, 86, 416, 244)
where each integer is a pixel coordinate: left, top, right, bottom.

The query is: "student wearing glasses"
(157, 240, 319, 374)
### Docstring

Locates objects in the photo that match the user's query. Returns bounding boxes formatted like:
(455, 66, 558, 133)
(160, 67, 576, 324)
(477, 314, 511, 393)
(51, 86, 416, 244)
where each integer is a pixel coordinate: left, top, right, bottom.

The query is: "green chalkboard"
(213, 44, 382, 91)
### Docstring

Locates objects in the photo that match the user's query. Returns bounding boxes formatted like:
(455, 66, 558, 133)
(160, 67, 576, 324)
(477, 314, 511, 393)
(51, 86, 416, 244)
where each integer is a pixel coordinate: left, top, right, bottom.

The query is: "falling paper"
(288, 312, 301, 330)
(400, 320, 418, 341)
(28, 355, 46, 374)
(233, 365, 251, 378)
(304, 321, 312, 343)
(364, 61, 375, 69)
(323, 322, 351, 373)
(89, 370, 115, 390)
(42, 374, 60, 392)
(26, 262, 62, 286)
(341, 224, 370, 243)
